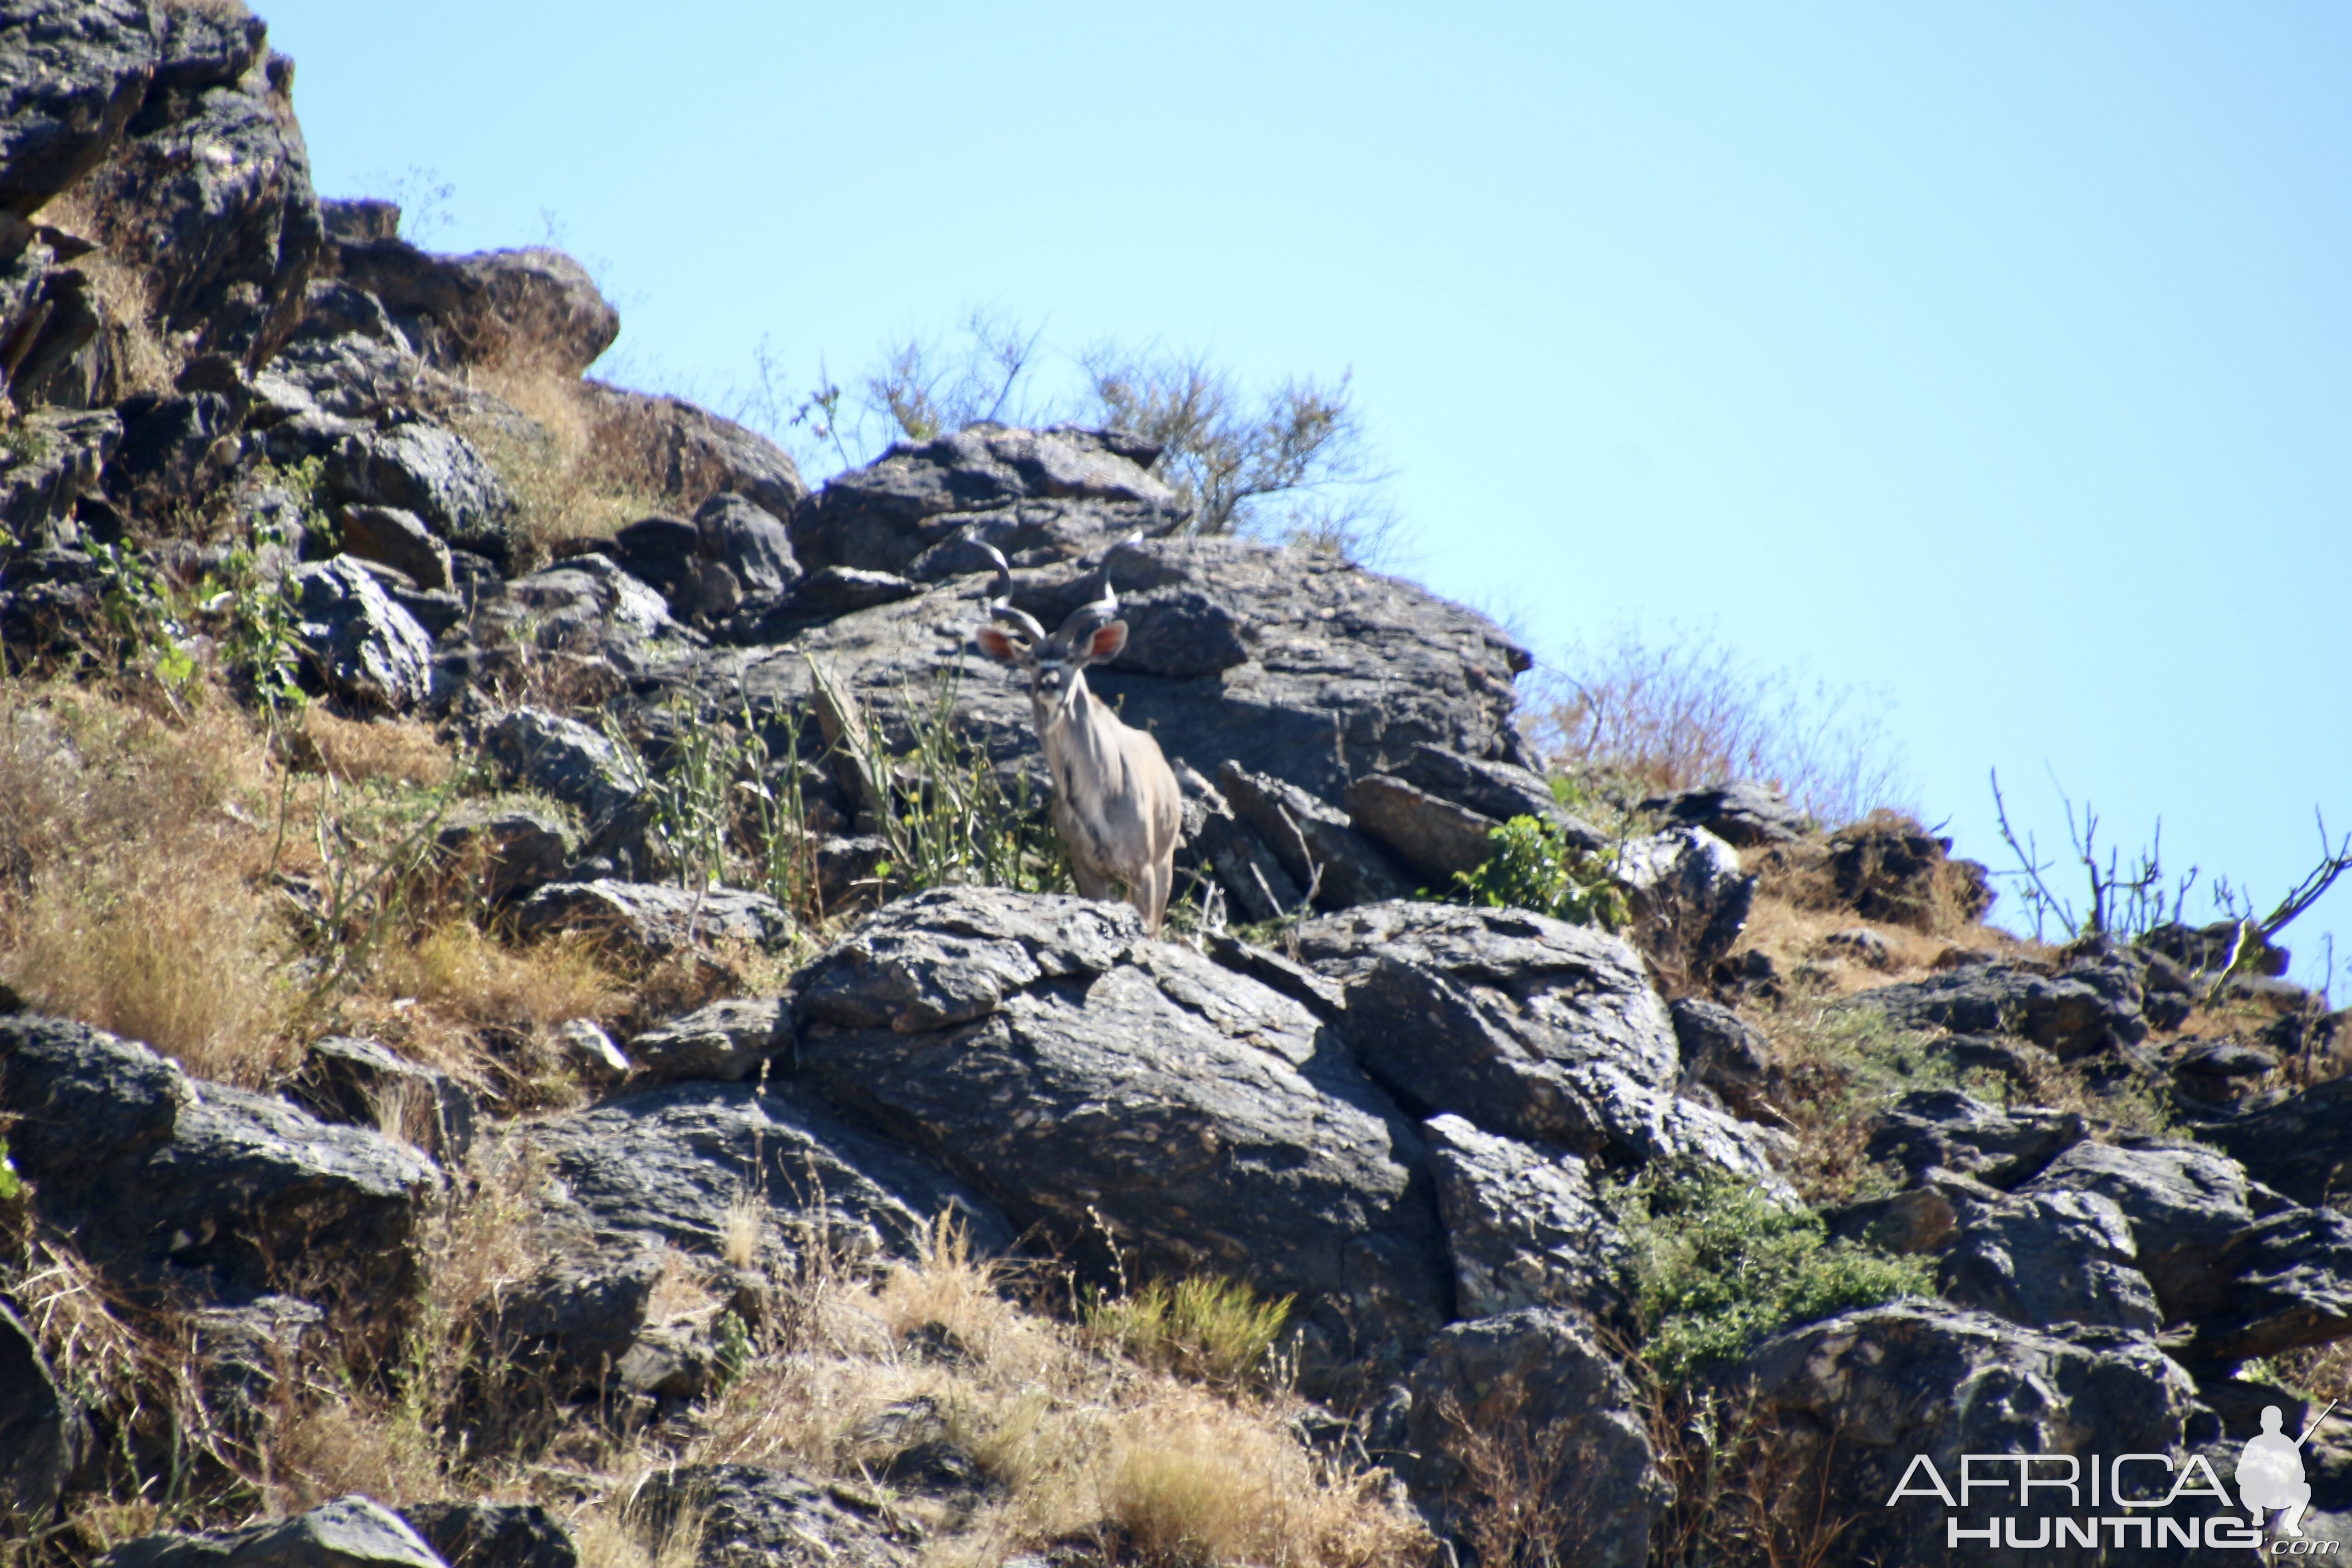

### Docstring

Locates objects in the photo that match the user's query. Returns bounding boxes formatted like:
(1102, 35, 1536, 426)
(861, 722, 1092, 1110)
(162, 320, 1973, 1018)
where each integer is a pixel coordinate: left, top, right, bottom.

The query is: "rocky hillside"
(2, 4, 2349, 1566)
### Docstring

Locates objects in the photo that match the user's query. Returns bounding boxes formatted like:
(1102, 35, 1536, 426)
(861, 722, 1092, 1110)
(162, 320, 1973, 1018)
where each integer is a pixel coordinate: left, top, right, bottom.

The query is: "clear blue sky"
(260, 1, 2352, 991)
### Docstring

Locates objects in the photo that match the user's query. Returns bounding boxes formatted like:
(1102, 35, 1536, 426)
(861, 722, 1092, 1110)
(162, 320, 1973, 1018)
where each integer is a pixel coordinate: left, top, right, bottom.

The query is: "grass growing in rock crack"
(1611, 1170, 1933, 1383)
(1083, 1276, 1296, 1392)
(1757, 1004, 1964, 1205)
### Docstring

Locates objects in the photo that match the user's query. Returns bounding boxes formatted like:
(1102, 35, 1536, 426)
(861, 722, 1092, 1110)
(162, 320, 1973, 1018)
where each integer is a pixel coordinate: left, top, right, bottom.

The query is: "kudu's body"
(974, 548, 1182, 935)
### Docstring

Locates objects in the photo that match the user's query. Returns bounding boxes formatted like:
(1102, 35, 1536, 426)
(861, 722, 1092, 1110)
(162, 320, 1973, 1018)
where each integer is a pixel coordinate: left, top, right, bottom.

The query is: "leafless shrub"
(1523, 621, 1910, 827)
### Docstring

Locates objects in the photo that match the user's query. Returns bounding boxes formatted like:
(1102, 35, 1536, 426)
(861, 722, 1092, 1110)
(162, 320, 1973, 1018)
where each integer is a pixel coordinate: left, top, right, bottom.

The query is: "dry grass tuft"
(30, 187, 182, 401)
(449, 357, 666, 564)
(294, 707, 456, 788)
(0, 680, 298, 1084)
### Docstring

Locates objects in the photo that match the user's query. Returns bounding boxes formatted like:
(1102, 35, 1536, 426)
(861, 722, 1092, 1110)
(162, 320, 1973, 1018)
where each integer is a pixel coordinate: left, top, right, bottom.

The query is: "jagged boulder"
(1218, 759, 1413, 908)
(1865, 1088, 2087, 1188)
(1725, 1304, 2213, 1568)
(287, 1034, 477, 1165)
(399, 1503, 578, 1568)
(1290, 902, 1788, 1186)
(793, 888, 1450, 1360)
(1344, 770, 1505, 883)
(689, 532, 1532, 812)
(434, 808, 571, 905)
(0, 1014, 441, 1309)
(1617, 824, 1754, 971)
(583, 381, 807, 524)
(289, 556, 435, 710)
(0, 406, 119, 539)
(514, 881, 794, 963)
(0, 0, 159, 218)
(2019, 1138, 2274, 1323)
(624, 996, 788, 1082)
(1822, 812, 1993, 931)
(100, 1495, 446, 1568)
(1422, 1114, 1627, 1321)
(323, 413, 517, 567)
(2182, 1204, 2352, 1363)
(791, 422, 1182, 575)
(329, 237, 618, 377)
(521, 1078, 1013, 1265)
(1860, 954, 2148, 1060)
(2200, 1074, 2352, 1208)
(71, 24, 322, 372)
(1402, 1309, 1664, 1568)
(0, 1299, 85, 1520)
(1640, 780, 1808, 846)
(633, 1464, 915, 1568)
(1934, 1188, 2163, 1332)
(481, 707, 639, 823)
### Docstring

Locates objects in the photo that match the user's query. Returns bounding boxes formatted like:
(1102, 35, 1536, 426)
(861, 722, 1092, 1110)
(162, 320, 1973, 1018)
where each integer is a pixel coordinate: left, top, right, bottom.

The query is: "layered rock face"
(4, 5, 2350, 1564)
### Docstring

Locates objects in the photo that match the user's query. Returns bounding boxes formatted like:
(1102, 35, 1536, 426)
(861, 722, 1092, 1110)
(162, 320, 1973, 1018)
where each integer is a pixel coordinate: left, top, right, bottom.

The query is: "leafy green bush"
(0, 1135, 20, 1201)
(1613, 1171, 1931, 1383)
(1455, 815, 1627, 930)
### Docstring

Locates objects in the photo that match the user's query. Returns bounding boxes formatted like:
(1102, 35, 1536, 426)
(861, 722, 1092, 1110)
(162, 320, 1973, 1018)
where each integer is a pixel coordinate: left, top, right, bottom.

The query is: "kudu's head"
(972, 547, 1127, 723)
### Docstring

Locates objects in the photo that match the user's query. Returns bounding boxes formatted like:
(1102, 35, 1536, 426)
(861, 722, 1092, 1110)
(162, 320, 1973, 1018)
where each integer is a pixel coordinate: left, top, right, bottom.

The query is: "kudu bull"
(972, 545, 1182, 935)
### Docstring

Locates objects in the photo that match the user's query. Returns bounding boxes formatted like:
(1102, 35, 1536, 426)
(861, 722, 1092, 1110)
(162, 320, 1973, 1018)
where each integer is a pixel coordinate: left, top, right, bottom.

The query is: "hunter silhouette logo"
(2238, 1401, 2336, 1540)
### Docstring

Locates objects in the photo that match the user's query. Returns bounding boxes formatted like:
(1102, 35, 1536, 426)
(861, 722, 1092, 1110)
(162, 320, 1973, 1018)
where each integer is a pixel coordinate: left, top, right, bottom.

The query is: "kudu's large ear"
(1083, 619, 1129, 663)
(975, 626, 1029, 664)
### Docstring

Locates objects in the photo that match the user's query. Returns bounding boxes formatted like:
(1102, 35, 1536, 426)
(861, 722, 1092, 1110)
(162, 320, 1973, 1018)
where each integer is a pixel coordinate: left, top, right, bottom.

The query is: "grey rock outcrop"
(2200, 1074, 2352, 1208)
(338, 503, 452, 591)
(1390, 744, 1607, 848)
(1616, 825, 1754, 970)
(1935, 1188, 2163, 1331)
(0, 0, 159, 218)
(66, 18, 321, 373)
(287, 1034, 477, 1164)
(481, 707, 639, 824)
(1726, 1303, 2209, 1568)
(0, 1014, 439, 1307)
(689, 531, 1530, 809)
(625, 996, 788, 1082)
(633, 1464, 914, 1568)
(793, 888, 1450, 1359)
(324, 413, 516, 567)
(0, 1298, 85, 1520)
(1218, 759, 1413, 908)
(330, 237, 617, 377)
(434, 808, 572, 905)
(1290, 902, 1788, 1186)
(1423, 1114, 1626, 1321)
(523, 1078, 1013, 1266)
(1639, 780, 1808, 846)
(289, 556, 435, 711)
(1343, 770, 1504, 884)
(399, 1503, 577, 1568)
(791, 422, 1181, 575)
(1403, 1309, 1663, 1568)
(100, 1495, 446, 1568)
(2020, 1138, 2274, 1323)
(1862, 955, 2148, 1060)
(1865, 1088, 2087, 1188)
(583, 382, 808, 524)
(514, 881, 794, 962)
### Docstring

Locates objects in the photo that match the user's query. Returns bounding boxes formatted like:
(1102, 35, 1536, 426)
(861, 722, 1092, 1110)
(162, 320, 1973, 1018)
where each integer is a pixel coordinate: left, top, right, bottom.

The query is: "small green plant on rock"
(1455, 814, 1628, 931)
(1612, 1169, 1932, 1383)
(1084, 1275, 1295, 1390)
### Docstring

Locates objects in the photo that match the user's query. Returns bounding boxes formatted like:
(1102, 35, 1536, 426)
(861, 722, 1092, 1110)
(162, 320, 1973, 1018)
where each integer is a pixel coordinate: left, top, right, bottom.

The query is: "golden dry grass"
(449, 358, 666, 565)
(294, 707, 456, 789)
(0, 681, 298, 1083)
(29, 188, 181, 402)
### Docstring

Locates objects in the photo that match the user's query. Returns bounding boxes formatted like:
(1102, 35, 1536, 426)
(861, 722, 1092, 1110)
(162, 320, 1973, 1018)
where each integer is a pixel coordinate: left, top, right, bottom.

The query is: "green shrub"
(1614, 1171, 1931, 1383)
(1084, 1275, 1295, 1389)
(1455, 815, 1627, 930)
(0, 1135, 20, 1201)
